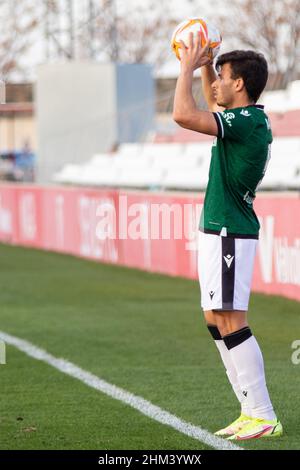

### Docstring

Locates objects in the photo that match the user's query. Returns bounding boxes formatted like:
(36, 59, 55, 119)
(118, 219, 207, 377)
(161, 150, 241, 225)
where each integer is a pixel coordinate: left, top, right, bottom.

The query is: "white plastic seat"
(92, 167, 121, 186)
(141, 143, 184, 159)
(288, 171, 300, 190)
(271, 137, 300, 156)
(53, 164, 83, 184)
(117, 143, 143, 158)
(89, 153, 114, 167)
(163, 167, 209, 190)
(260, 158, 300, 189)
(113, 154, 153, 170)
(118, 168, 165, 188)
(184, 142, 213, 159)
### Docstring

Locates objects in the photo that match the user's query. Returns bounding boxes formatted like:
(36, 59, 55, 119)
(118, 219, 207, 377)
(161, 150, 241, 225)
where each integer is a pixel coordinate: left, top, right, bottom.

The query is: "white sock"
(227, 333, 276, 421)
(214, 339, 251, 417)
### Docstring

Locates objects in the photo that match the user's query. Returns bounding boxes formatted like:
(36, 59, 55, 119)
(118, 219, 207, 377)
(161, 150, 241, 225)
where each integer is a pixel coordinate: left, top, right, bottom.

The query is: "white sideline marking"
(0, 331, 242, 451)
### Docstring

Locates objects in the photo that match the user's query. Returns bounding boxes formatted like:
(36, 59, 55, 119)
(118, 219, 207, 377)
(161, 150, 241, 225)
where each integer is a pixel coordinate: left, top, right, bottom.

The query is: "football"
(171, 18, 222, 61)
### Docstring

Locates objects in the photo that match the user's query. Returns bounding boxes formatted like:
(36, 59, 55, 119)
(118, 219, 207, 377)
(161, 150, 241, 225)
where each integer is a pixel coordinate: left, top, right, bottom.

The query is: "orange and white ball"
(171, 18, 222, 60)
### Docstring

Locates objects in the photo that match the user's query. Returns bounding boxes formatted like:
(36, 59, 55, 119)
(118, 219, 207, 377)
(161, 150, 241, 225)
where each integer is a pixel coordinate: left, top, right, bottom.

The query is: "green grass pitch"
(0, 243, 299, 450)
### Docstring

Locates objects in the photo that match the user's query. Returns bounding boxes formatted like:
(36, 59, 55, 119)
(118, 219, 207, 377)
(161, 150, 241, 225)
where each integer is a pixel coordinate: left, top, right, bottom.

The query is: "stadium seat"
(89, 153, 114, 168)
(164, 168, 208, 190)
(117, 143, 144, 159)
(259, 153, 300, 190)
(75, 165, 120, 186)
(141, 143, 184, 159)
(113, 154, 153, 170)
(53, 164, 83, 184)
(117, 167, 165, 189)
(163, 164, 210, 191)
(53, 137, 299, 191)
(262, 80, 300, 112)
(184, 142, 212, 159)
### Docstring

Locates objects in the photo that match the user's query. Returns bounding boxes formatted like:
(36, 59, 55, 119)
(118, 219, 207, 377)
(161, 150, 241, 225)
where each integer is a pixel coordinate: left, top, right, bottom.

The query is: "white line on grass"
(0, 331, 242, 451)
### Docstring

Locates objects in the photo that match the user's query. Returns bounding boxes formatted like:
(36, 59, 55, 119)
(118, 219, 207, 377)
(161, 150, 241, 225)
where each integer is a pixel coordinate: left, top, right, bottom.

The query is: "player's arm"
(201, 64, 224, 112)
(173, 68, 218, 135)
(173, 34, 218, 136)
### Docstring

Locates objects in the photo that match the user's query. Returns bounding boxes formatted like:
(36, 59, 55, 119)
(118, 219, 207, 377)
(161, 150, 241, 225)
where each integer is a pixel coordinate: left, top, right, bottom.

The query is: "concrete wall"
(116, 64, 155, 143)
(36, 62, 154, 183)
(36, 62, 116, 183)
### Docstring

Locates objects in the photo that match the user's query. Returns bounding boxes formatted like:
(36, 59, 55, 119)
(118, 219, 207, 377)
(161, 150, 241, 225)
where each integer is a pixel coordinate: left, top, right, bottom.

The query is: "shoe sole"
(228, 428, 283, 440)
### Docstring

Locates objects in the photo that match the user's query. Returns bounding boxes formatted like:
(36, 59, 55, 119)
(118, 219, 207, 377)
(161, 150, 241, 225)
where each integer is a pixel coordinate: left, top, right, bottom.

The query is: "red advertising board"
(0, 184, 299, 303)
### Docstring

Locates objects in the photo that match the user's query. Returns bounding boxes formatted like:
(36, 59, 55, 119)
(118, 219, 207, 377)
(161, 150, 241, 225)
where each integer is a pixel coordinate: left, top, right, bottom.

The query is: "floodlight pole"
(68, 0, 75, 59)
(45, 0, 50, 60)
(109, 0, 119, 62)
(88, 0, 95, 59)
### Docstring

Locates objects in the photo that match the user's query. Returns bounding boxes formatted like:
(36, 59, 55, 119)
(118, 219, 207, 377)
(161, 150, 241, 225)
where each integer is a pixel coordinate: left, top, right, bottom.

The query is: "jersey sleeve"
(213, 109, 256, 141)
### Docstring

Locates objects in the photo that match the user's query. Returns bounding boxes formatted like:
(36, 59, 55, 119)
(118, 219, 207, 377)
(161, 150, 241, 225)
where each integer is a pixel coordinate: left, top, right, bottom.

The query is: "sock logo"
(224, 254, 234, 268)
(242, 390, 248, 397)
(209, 291, 215, 300)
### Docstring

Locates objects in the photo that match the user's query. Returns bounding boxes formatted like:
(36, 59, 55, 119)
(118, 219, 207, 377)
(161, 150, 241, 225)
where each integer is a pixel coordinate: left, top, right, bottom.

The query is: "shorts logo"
(224, 254, 234, 268)
(242, 390, 248, 397)
(209, 291, 215, 300)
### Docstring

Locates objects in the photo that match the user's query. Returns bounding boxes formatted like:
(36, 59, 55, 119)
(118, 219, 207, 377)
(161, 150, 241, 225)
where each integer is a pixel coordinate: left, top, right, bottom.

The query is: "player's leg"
(204, 310, 252, 436)
(210, 309, 248, 336)
(198, 233, 282, 438)
(225, 317, 282, 440)
(205, 307, 282, 438)
(198, 232, 251, 433)
(215, 309, 282, 439)
(213, 308, 275, 417)
(198, 233, 249, 402)
(216, 234, 277, 421)
(220, 235, 281, 438)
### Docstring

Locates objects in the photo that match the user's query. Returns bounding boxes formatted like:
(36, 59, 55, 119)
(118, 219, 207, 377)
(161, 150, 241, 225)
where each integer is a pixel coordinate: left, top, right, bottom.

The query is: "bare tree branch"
(0, 0, 39, 80)
(213, 0, 300, 89)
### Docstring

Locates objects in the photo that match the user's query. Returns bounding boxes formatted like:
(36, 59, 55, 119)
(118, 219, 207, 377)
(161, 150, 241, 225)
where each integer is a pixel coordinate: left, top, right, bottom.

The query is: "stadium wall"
(0, 184, 299, 303)
(36, 63, 155, 184)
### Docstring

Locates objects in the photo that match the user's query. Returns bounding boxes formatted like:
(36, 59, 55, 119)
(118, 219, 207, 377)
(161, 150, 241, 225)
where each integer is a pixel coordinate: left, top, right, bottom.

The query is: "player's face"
(212, 63, 237, 108)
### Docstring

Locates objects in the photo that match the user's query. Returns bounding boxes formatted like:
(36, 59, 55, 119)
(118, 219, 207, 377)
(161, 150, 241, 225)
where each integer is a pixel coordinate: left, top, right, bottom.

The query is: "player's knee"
(203, 310, 216, 325)
(216, 322, 230, 337)
(214, 313, 230, 336)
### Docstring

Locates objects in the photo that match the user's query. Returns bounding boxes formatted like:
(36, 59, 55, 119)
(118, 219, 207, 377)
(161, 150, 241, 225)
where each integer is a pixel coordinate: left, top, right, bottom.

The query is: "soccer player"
(173, 34, 282, 440)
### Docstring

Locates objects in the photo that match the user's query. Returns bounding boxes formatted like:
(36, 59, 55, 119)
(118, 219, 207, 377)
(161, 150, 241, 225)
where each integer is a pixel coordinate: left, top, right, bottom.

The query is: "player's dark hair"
(216, 50, 268, 103)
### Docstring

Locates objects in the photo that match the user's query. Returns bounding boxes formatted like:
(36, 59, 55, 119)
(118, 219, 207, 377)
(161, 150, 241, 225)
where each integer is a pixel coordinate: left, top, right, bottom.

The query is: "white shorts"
(198, 231, 258, 311)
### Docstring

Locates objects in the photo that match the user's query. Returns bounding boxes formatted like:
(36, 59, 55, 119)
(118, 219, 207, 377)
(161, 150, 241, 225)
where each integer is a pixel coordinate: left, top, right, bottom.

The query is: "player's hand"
(179, 33, 212, 71)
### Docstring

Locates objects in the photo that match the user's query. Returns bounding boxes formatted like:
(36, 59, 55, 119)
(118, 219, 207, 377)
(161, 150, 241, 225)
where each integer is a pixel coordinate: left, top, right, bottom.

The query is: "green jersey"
(199, 105, 272, 238)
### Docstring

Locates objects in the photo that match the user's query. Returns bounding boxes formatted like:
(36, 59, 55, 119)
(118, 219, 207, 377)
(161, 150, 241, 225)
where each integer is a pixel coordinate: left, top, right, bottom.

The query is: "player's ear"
(235, 77, 245, 93)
